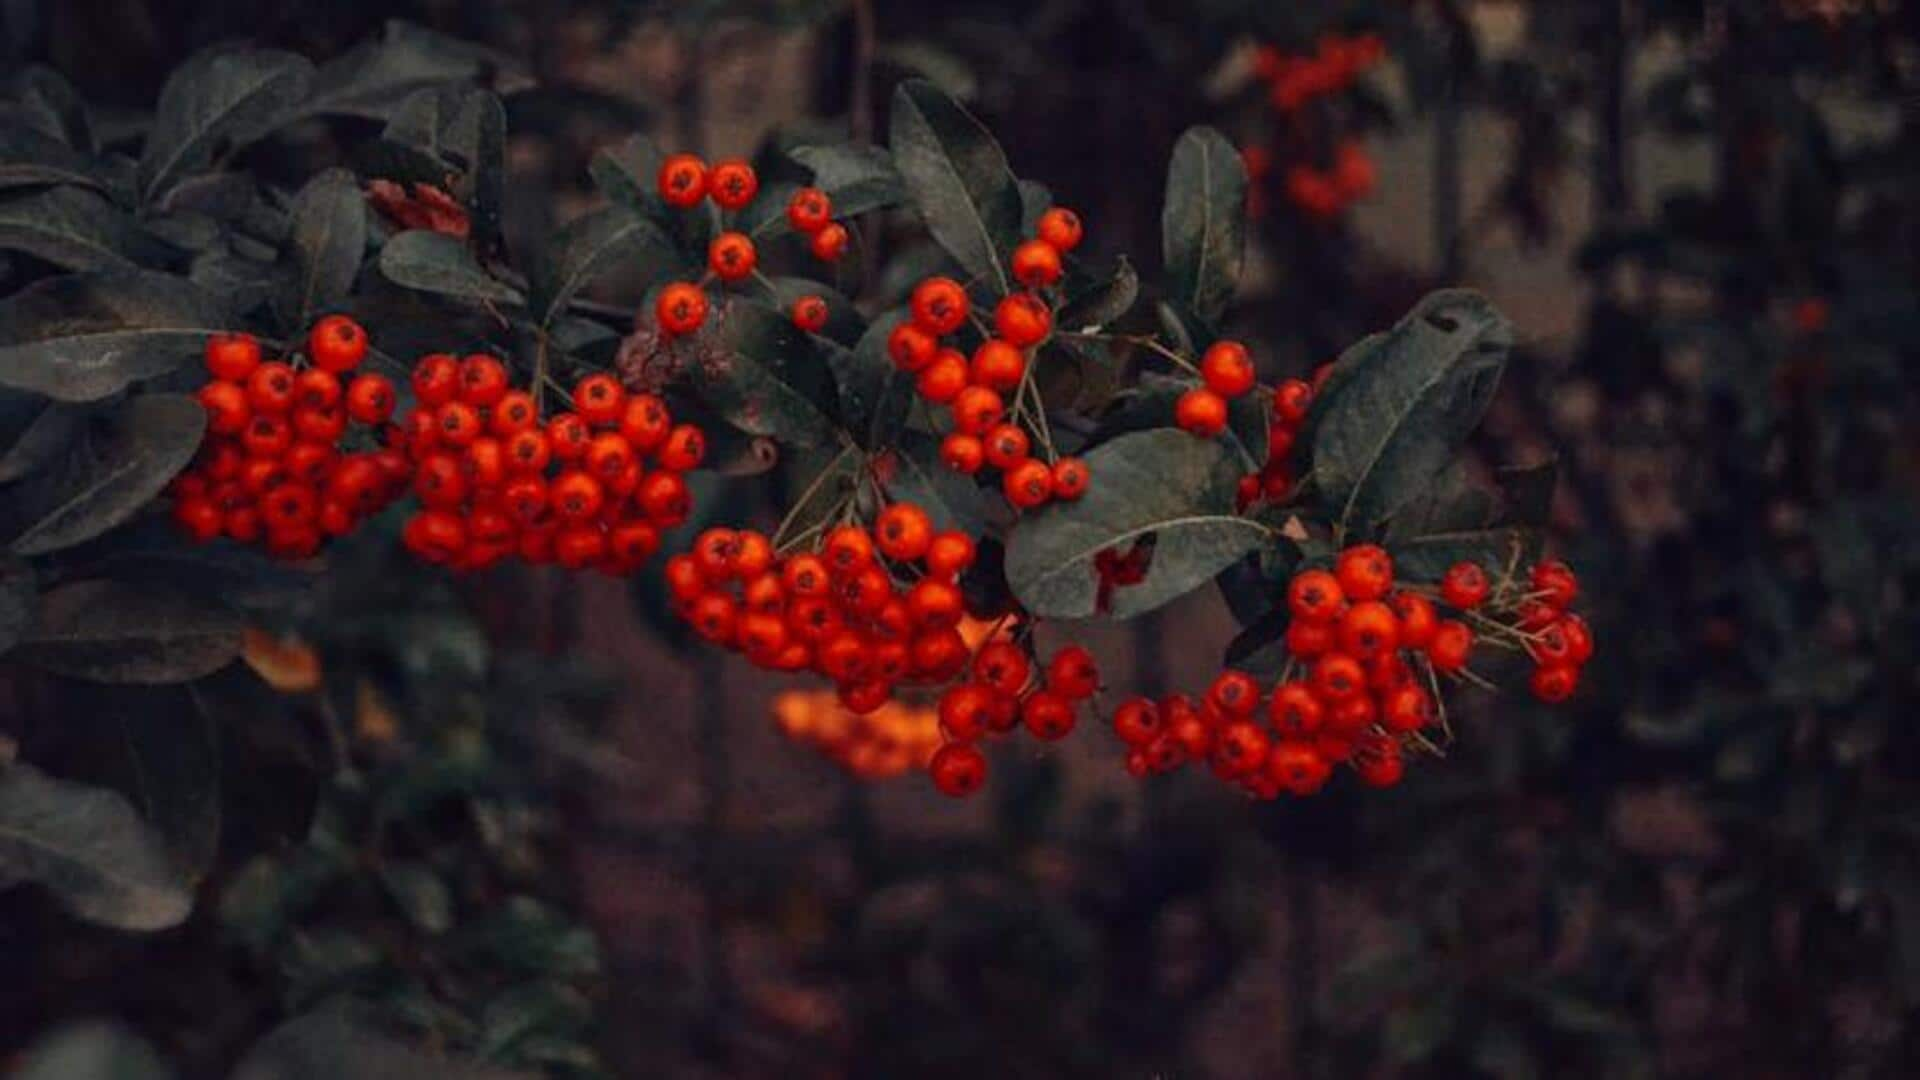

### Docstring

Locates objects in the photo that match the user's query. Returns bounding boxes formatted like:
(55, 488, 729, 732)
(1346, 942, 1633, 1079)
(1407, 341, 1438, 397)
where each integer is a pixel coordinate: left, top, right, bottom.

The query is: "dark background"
(5, 1, 1920, 1076)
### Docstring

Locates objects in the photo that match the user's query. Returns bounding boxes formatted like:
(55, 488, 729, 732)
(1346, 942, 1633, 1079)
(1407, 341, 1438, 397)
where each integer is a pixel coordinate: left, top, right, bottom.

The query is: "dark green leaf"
(1311, 290, 1512, 540)
(0, 186, 175, 271)
(828, 309, 913, 448)
(690, 299, 839, 447)
(11, 1022, 172, 1080)
(0, 123, 108, 193)
(888, 79, 1021, 294)
(378, 229, 522, 304)
(1384, 459, 1556, 581)
(0, 270, 229, 402)
(8, 394, 206, 556)
(776, 447, 863, 548)
(1006, 429, 1271, 619)
(58, 682, 222, 882)
(1057, 256, 1139, 331)
(791, 143, 906, 217)
(0, 762, 193, 931)
(382, 86, 505, 255)
(528, 205, 674, 328)
(301, 20, 524, 121)
(274, 169, 367, 332)
(13, 579, 242, 684)
(1161, 126, 1248, 324)
(138, 47, 315, 203)
(587, 134, 661, 214)
(5, 67, 95, 151)
(0, 399, 82, 482)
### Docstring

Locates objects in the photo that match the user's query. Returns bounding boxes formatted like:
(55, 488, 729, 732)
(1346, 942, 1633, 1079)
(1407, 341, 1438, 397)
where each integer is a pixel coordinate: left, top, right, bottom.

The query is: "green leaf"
(1005, 429, 1271, 619)
(234, 1009, 530, 1080)
(1161, 126, 1248, 324)
(828, 308, 913, 448)
(5, 67, 96, 151)
(1057, 256, 1139, 331)
(0, 762, 193, 931)
(0, 186, 175, 271)
(8, 394, 206, 556)
(1384, 459, 1557, 581)
(12, 1022, 172, 1080)
(527, 205, 674, 328)
(587, 134, 661, 214)
(690, 299, 839, 447)
(58, 682, 222, 883)
(13, 579, 243, 684)
(883, 432, 991, 536)
(889, 79, 1021, 295)
(138, 47, 315, 203)
(378, 229, 522, 304)
(1311, 290, 1513, 540)
(381, 86, 506, 255)
(0, 123, 108, 193)
(380, 860, 454, 934)
(274, 169, 367, 332)
(0, 399, 82, 483)
(300, 20, 523, 121)
(0, 270, 229, 402)
(791, 143, 907, 217)
(776, 446, 863, 546)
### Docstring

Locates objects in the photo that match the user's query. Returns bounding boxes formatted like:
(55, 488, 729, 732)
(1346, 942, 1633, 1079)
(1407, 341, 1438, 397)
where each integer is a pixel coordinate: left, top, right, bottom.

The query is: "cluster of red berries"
(889, 208, 1090, 509)
(174, 318, 406, 557)
(1173, 338, 1259, 438)
(648, 156, 849, 340)
(1235, 373, 1318, 509)
(1252, 32, 1385, 113)
(1439, 557, 1594, 703)
(392, 359, 701, 573)
(1107, 544, 1593, 797)
(664, 505, 981, 703)
(927, 639, 1102, 798)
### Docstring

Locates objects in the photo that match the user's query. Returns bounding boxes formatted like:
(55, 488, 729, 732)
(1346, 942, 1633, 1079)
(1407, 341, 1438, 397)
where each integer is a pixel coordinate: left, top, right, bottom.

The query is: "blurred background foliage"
(4, 0, 1920, 1076)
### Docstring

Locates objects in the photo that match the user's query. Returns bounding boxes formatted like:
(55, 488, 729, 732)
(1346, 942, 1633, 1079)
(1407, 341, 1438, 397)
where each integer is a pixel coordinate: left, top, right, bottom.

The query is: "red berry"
(708, 160, 758, 210)
(910, 277, 970, 336)
(1111, 698, 1163, 746)
(1050, 457, 1090, 500)
(809, 222, 849, 262)
(1021, 691, 1077, 740)
(1427, 619, 1474, 673)
(939, 684, 997, 742)
(1310, 653, 1367, 702)
(345, 374, 395, 424)
(1273, 379, 1313, 425)
(1530, 663, 1580, 703)
(1440, 562, 1490, 609)
(929, 742, 987, 797)
(1174, 388, 1228, 437)
(791, 294, 830, 332)
(1333, 544, 1394, 602)
(1046, 645, 1100, 699)
(204, 332, 261, 382)
(656, 282, 709, 335)
(1531, 559, 1580, 609)
(1010, 240, 1062, 288)
(1002, 458, 1053, 509)
(1337, 601, 1400, 660)
(993, 293, 1052, 347)
(1036, 207, 1083, 252)
(969, 339, 1026, 392)
(708, 231, 757, 282)
(1206, 670, 1261, 715)
(1200, 340, 1256, 398)
(307, 315, 367, 373)
(786, 187, 832, 233)
(1286, 569, 1346, 621)
(658, 153, 708, 208)
(940, 433, 984, 474)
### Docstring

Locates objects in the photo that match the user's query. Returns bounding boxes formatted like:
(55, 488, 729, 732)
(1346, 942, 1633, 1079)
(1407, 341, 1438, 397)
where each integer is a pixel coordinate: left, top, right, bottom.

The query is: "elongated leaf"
(1006, 429, 1271, 619)
(274, 169, 366, 331)
(1161, 127, 1248, 324)
(5, 67, 95, 151)
(828, 309, 913, 448)
(528, 206, 675, 327)
(301, 20, 524, 121)
(791, 143, 907, 217)
(55, 682, 222, 883)
(1385, 459, 1557, 580)
(0, 123, 107, 193)
(587, 133, 664, 215)
(8, 394, 205, 556)
(378, 229, 521, 304)
(889, 79, 1021, 295)
(0, 186, 173, 271)
(776, 446, 863, 547)
(13, 579, 242, 684)
(11, 1022, 173, 1080)
(1058, 256, 1139, 331)
(382, 86, 505, 255)
(0, 270, 229, 402)
(138, 47, 314, 202)
(691, 300, 838, 447)
(0, 762, 192, 931)
(883, 432, 991, 536)
(380, 861, 453, 933)
(1311, 290, 1513, 540)
(0, 398, 82, 483)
